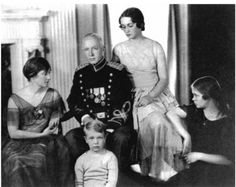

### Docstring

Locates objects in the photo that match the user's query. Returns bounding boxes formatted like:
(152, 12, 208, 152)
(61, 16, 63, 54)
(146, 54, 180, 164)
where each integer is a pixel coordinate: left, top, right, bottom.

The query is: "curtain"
(167, 4, 190, 105)
(76, 4, 112, 64)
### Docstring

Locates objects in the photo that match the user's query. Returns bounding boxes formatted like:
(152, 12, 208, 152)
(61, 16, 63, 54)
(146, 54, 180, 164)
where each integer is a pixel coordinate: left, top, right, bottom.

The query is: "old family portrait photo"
(1, 2, 235, 187)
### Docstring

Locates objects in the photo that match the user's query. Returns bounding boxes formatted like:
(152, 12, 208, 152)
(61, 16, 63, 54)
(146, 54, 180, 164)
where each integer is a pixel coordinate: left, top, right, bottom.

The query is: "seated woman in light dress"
(112, 7, 190, 181)
(2, 57, 73, 187)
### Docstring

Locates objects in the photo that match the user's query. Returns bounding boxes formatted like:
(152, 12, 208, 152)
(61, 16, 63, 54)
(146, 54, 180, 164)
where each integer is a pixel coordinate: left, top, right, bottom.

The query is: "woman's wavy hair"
(119, 7, 145, 31)
(191, 76, 229, 114)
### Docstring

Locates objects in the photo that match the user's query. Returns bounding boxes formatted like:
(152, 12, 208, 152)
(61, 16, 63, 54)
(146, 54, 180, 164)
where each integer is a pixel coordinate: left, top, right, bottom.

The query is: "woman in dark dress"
(2, 57, 73, 187)
(167, 76, 234, 187)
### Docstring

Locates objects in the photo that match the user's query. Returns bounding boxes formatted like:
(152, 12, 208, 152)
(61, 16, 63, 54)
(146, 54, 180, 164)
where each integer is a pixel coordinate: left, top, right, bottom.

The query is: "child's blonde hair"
(83, 119, 106, 136)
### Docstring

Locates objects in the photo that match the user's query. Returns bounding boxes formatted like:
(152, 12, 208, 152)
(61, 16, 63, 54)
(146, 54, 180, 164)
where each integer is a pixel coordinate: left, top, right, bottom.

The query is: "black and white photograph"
(1, 1, 235, 187)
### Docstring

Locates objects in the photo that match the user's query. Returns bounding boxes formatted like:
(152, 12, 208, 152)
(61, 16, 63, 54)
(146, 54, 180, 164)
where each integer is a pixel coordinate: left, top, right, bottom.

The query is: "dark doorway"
(1, 44, 12, 147)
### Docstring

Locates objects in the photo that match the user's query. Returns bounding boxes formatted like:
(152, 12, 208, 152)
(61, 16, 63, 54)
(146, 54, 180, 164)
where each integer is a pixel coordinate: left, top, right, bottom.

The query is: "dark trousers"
(65, 125, 135, 172)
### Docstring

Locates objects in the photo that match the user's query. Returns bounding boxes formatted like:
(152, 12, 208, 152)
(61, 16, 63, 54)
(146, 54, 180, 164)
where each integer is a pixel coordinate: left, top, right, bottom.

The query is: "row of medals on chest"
(80, 73, 113, 107)
(85, 87, 108, 106)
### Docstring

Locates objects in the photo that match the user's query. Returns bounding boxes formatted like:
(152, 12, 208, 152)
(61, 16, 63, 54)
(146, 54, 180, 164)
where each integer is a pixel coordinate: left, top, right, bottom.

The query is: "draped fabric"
(114, 39, 184, 181)
(76, 4, 112, 64)
(167, 5, 190, 105)
(2, 88, 73, 187)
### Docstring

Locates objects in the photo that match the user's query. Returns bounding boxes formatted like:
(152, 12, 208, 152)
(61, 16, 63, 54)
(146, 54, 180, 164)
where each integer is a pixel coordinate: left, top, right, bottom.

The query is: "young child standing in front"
(74, 119, 118, 187)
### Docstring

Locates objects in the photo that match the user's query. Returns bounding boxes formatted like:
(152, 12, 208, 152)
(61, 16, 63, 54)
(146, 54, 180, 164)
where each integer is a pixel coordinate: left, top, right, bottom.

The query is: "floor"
(117, 169, 178, 187)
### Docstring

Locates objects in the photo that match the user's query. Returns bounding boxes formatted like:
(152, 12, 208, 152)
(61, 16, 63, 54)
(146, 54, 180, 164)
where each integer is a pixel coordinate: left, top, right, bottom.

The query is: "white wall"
(108, 3, 169, 55)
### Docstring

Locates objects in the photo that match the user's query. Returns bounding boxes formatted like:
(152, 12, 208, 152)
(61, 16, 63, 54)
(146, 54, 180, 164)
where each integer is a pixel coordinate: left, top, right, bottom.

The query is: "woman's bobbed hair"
(23, 57, 51, 81)
(119, 7, 145, 31)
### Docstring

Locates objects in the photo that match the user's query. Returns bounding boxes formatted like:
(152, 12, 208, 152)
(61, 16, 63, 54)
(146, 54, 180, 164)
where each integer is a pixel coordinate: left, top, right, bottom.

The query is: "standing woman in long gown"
(2, 57, 73, 187)
(112, 7, 190, 181)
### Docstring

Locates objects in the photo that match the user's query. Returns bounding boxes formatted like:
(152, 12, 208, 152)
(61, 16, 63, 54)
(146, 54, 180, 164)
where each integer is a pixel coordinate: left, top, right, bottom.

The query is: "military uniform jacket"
(67, 57, 133, 127)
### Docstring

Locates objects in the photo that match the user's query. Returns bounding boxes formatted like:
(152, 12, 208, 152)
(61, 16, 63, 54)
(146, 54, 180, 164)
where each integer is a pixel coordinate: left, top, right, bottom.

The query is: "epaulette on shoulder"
(75, 63, 90, 71)
(107, 61, 124, 71)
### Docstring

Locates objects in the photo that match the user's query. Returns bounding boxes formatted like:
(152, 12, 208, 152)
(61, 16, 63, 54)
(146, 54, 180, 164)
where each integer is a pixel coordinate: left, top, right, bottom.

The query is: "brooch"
(33, 108, 44, 119)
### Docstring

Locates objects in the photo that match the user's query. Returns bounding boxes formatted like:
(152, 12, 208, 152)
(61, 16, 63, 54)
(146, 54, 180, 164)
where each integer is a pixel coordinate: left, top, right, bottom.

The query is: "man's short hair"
(83, 33, 104, 48)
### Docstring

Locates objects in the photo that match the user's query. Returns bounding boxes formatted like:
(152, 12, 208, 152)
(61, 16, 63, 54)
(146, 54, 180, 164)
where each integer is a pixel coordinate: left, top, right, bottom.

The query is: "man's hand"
(49, 117, 60, 129)
(81, 115, 94, 126)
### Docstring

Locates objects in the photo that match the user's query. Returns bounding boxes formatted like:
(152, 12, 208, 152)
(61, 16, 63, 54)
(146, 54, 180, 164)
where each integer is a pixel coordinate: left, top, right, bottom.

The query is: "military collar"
(92, 57, 107, 72)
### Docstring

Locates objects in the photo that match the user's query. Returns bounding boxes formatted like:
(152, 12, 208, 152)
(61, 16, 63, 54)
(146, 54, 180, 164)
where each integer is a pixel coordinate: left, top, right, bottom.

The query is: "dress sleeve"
(7, 95, 20, 130)
(105, 153, 118, 187)
(74, 157, 84, 187)
(7, 107, 20, 130)
(51, 89, 65, 119)
(220, 118, 235, 164)
(179, 104, 196, 118)
(111, 45, 121, 63)
(179, 104, 201, 133)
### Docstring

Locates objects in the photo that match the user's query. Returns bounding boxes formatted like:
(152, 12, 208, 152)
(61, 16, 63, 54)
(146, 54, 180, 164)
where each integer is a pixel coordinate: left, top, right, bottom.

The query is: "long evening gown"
(2, 88, 73, 187)
(114, 39, 183, 181)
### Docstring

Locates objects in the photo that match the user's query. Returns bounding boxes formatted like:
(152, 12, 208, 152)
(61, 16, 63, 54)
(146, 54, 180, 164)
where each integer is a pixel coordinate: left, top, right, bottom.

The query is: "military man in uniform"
(65, 33, 134, 172)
